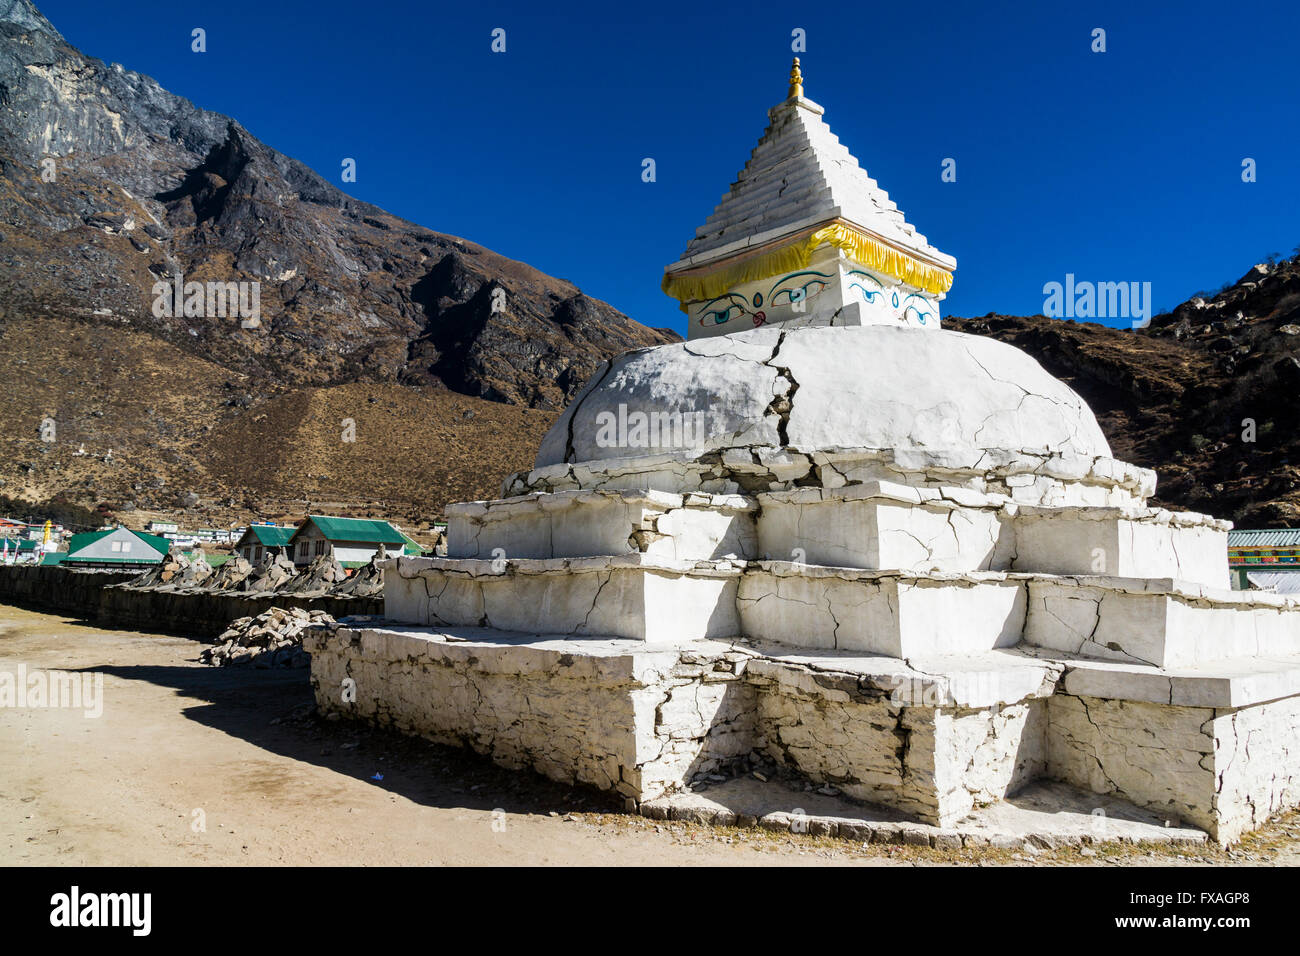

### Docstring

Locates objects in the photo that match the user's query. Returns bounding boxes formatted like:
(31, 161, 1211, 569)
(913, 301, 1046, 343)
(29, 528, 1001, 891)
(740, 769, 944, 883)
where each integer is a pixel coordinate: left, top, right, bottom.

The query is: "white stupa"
(308, 63, 1300, 846)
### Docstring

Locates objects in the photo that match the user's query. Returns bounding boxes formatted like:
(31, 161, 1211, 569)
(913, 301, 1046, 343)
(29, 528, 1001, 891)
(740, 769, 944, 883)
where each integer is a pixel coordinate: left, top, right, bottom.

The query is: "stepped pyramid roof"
(663, 60, 955, 308)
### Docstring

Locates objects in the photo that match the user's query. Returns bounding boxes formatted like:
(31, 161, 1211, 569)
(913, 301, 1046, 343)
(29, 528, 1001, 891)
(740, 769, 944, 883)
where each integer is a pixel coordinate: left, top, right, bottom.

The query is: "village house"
(55, 527, 169, 569)
(286, 515, 416, 568)
(1, 537, 40, 564)
(231, 524, 295, 564)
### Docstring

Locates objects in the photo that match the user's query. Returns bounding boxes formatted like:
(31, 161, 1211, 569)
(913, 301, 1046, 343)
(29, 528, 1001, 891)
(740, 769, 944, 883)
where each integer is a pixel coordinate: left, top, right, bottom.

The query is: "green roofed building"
(1, 537, 41, 564)
(61, 526, 170, 569)
(1229, 528, 1300, 594)
(232, 524, 296, 564)
(287, 515, 420, 567)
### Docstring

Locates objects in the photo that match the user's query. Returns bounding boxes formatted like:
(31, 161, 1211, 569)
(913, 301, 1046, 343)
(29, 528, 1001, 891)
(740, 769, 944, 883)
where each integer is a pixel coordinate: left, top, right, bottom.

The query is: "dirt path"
(2, 602, 1297, 867)
(0, 603, 877, 865)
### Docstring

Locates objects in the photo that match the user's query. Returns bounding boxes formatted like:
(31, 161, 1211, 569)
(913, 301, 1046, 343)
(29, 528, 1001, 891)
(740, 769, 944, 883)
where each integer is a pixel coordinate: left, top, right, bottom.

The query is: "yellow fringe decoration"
(661, 222, 953, 311)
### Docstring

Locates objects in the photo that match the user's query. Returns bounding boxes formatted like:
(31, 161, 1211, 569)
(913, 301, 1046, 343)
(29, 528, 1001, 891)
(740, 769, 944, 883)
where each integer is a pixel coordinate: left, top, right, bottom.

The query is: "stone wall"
(745, 659, 1047, 826)
(1045, 692, 1300, 844)
(0, 565, 138, 617)
(0, 565, 381, 638)
(97, 585, 382, 639)
(307, 624, 1057, 825)
(305, 626, 755, 802)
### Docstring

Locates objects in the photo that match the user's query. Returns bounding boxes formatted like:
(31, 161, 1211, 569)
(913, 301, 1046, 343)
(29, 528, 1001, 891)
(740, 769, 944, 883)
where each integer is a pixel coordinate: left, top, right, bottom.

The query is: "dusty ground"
(2, 601, 1298, 867)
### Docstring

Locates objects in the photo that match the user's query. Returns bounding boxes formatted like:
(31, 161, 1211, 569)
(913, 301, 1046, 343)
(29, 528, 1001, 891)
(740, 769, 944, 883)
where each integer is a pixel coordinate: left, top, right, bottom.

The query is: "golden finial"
(788, 57, 803, 99)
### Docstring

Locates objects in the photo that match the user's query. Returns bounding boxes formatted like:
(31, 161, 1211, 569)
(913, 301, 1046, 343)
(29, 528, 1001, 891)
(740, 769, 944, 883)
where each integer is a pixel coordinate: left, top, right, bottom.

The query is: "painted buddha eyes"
(847, 270, 883, 304)
(768, 271, 832, 309)
(694, 269, 932, 327)
(902, 293, 933, 326)
(702, 302, 744, 325)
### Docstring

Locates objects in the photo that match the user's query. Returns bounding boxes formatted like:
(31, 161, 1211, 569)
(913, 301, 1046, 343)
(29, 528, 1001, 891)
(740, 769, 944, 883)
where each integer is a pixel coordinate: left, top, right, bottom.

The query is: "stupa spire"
(663, 61, 956, 339)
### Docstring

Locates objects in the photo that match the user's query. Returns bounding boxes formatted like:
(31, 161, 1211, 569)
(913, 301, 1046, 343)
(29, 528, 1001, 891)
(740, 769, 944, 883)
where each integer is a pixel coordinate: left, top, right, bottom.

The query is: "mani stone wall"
(96, 585, 381, 639)
(0, 565, 383, 638)
(0, 565, 138, 616)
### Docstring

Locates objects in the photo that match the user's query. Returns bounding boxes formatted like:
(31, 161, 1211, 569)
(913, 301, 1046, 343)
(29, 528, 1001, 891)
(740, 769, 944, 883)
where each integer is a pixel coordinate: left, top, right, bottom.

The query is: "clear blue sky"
(36, 0, 1300, 335)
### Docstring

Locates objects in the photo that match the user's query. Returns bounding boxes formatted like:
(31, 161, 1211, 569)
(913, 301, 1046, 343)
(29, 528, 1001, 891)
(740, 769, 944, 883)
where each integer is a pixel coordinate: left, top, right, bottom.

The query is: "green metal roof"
(1229, 529, 1300, 548)
(61, 555, 164, 565)
(1, 537, 38, 551)
(66, 529, 113, 553)
(293, 515, 407, 545)
(134, 531, 172, 553)
(238, 525, 296, 547)
(66, 528, 170, 558)
(40, 553, 66, 566)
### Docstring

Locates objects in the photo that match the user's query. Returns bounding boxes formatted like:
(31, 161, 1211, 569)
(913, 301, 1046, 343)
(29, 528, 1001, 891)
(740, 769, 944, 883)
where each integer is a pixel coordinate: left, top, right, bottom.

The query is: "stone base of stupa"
(306, 602, 1300, 846)
(306, 326, 1300, 846)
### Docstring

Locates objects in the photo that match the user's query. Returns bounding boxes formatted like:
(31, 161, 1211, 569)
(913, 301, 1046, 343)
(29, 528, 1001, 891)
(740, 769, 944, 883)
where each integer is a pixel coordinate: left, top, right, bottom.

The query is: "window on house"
(315, 539, 326, 556)
(111, 541, 121, 552)
(121, 542, 131, 553)
(299, 541, 309, 558)
(255, 546, 263, 562)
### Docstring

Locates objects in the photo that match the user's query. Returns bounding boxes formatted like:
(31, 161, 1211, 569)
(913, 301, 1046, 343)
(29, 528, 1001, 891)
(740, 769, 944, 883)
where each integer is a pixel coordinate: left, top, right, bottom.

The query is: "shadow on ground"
(78, 660, 624, 818)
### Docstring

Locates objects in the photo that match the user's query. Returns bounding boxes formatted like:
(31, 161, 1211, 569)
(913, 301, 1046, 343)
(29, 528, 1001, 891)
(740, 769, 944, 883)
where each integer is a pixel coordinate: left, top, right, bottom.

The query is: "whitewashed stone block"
(387, 555, 742, 643)
(1014, 505, 1230, 589)
(738, 564, 1027, 656)
(448, 489, 757, 562)
(306, 627, 755, 802)
(747, 656, 1050, 826)
(1044, 691, 1300, 844)
(757, 483, 1011, 571)
(1024, 576, 1300, 667)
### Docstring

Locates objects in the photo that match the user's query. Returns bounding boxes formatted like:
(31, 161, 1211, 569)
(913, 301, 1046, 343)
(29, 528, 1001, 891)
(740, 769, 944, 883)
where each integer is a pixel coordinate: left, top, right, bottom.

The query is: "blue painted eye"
(891, 291, 900, 308)
(700, 304, 743, 326)
(752, 292, 763, 307)
(902, 294, 933, 326)
(849, 282, 879, 303)
(846, 270, 884, 305)
(771, 280, 826, 306)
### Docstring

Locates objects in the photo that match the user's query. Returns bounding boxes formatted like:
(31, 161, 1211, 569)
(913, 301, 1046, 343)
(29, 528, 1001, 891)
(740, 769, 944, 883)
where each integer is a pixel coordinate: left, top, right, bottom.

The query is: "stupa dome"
(535, 325, 1112, 469)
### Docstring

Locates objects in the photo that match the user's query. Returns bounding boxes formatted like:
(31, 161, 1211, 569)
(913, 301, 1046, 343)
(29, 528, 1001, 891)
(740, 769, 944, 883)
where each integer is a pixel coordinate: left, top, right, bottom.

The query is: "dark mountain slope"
(948, 256, 1300, 527)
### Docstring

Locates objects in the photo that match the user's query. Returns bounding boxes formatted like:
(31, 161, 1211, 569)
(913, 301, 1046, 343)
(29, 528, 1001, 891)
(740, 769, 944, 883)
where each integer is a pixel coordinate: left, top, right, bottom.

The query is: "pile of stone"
(200, 606, 334, 668)
(280, 553, 349, 595)
(125, 548, 212, 589)
(328, 550, 386, 598)
(238, 553, 297, 593)
(206, 555, 253, 591)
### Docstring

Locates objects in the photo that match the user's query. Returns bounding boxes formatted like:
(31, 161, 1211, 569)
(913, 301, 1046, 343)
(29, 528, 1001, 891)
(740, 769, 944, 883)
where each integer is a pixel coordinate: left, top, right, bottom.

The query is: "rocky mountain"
(0, 0, 674, 524)
(0, 1, 675, 407)
(947, 254, 1300, 528)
